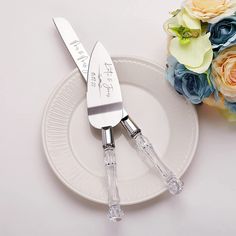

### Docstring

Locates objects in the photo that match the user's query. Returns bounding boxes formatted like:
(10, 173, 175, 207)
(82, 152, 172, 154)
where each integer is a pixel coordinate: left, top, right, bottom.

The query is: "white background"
(1, 0, 236, 235)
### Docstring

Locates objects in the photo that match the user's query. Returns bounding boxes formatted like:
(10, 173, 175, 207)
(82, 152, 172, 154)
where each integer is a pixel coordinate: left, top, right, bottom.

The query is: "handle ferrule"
(121, 115, 141, 138)
(102, 126, 115, 148)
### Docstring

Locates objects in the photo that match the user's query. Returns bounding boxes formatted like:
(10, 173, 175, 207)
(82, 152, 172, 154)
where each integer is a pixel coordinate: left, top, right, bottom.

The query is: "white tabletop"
(0, 0, 236, 235)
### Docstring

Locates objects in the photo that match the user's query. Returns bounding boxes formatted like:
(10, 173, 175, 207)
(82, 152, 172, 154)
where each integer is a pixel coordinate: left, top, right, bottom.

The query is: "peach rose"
(203, 94, 225, 110)
(183, 0, 236, 23)
(212, 45, 236, 102)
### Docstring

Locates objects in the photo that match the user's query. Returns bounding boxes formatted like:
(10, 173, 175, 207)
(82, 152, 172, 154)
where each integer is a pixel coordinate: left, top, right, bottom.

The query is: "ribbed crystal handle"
(134, 133, 184, 195)
(104, 147, 124, 221)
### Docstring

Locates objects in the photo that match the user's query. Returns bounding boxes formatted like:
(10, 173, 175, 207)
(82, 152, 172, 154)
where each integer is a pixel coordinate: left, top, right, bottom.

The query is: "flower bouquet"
(164, 0, 236, 121)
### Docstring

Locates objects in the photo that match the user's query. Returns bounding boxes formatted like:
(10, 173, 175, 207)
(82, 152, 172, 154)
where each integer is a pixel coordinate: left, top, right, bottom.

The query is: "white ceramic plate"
(42, 57, 198, 205)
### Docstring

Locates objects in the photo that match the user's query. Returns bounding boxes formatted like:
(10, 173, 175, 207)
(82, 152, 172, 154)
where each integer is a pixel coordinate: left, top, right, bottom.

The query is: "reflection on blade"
(87, 42, 123, 129)
(53, 17, 89, 80)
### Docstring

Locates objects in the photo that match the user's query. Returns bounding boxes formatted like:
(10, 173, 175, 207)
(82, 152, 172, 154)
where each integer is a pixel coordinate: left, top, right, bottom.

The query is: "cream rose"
(212, 45, 236, 102)
(184, 0, 236, 23)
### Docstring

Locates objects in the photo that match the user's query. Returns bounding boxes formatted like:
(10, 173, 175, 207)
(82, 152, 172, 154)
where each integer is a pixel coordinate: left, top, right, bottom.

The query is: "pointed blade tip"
(52, 17, 67, 25)
(92, 41, 107, 57)
(92, 41, 102, 51)
(52, 17, 59, 22)
(95, 41, 104, 50)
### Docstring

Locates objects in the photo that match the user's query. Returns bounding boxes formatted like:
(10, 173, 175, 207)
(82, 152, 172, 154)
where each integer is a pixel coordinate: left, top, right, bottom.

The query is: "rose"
(212, 45, 236, 102)
(208, 15, 236, 50)
(166, 57, 214, 104)
(203, 94, 226, 110)
(183, 0, 236, 23)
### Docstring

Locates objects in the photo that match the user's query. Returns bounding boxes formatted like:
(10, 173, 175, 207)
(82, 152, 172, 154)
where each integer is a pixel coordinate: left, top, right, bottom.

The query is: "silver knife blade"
(53, 17, 128, 118)
(87, 42, 123, 129)
(53, 17, 89, 80)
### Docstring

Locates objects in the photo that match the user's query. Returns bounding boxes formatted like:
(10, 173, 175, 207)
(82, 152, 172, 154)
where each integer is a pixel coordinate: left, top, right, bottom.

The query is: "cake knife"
(87, 42, 124, 221)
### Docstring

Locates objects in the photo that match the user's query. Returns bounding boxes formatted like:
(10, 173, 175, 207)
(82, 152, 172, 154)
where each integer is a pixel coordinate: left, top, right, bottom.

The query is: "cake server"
(53, 17, 183, 195)
(87, 42, 124, 221)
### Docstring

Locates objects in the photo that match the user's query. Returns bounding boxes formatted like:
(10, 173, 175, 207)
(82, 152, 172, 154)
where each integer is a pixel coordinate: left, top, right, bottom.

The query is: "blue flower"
(225, 100, 236, 113)
(208, 15, 236, 51)
(166, 57, 214, 104)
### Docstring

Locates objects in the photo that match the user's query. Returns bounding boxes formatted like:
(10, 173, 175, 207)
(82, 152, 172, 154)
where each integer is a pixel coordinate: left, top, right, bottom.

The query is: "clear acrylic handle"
(134, 133, 184, 195)
(104, 147, 124, 222)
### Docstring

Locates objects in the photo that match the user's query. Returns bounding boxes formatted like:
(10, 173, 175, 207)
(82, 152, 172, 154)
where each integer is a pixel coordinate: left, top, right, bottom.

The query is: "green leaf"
(170, 9, 181, 17)
(204, 70, 212, 87)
